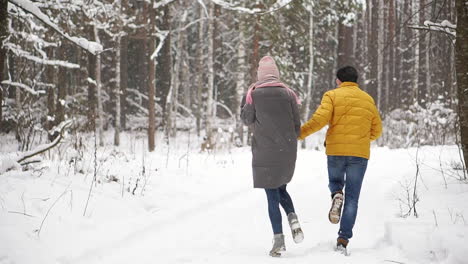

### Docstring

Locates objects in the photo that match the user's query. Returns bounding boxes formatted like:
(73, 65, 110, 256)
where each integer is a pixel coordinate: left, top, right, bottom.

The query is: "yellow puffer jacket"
(299, 82, 382, 159)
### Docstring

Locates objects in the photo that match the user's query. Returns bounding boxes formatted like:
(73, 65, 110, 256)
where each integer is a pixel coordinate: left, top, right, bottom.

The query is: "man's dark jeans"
(328, 155, 368, 240)
(265, 184, 295, 234)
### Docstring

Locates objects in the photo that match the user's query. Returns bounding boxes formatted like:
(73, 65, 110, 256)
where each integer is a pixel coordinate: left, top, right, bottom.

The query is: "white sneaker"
(328, 192, 344, 224)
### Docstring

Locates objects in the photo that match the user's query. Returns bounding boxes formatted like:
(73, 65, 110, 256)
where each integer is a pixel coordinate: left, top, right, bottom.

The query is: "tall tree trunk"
(195, 5, 205, 137)
(387, 0, 396, 111)
(355, 7, 367, 92)
(235, 18, 246, 145)
(46, 47, 55, 130)
(455, 0, 468, 174)
(412, 0, 420, 105)
(213, 4, 222, 119)
(87, 42, 96, 131)
(337, 23, 354, 67)
(157, 5, 172, 115)
(148, 1, 156, 152)
(250, 7, 261, 84)
(401, 0, 413, 107)
(94, 25, 104, 146)
(56, 46, 67, 125)
(417, 0, 428, 107)
(205, 2, 215, 141)
(167, 10, 187, 138)
(368, 0, 379, 103)
(0, 0, 8, 123)
(120, 34, 128, 130)
(377, 0, 384, 111)
(302, 4, 314, 149)
(114, 35, 122, 146)
(394, 1, 403, 108)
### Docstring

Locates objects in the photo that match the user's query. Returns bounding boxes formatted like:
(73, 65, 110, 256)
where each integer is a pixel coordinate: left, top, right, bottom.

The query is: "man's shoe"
(336, 237, 349, 255)
(328, 192, 344, 224)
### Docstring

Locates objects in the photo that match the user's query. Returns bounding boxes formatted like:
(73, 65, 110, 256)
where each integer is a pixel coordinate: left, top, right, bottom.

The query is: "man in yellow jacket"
(299, 66, 382, 252)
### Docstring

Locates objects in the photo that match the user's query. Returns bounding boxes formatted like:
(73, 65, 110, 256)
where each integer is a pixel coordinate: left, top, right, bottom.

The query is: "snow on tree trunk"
(166, 10, 187, 138)
(0, 0, 7, 123)
(56, 47, 67, 125)
(46, 47, 55, 131)
(157, 5, 172, 116)
(302, 4, 314, 149)
(205, 2, 215, 141)
(455, 0, 468, 174)
(93, 25, 104, 147)
(87, 36, 97, 131)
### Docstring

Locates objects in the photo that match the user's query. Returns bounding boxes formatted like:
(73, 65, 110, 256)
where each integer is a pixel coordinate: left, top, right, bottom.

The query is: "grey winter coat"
(241, 86, 301, 189)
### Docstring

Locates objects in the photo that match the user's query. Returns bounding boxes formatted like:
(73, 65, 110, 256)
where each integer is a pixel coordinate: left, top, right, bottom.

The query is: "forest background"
(0, 0, 465, 160)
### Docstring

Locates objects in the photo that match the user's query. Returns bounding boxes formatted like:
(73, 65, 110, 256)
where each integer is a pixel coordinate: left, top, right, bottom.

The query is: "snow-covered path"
(65, 149, 409, 264)
(1, 142, 467, 264)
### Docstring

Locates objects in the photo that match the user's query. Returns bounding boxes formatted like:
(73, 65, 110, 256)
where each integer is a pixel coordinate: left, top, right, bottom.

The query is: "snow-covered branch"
(154, 0, 177, 9)
(150, 30, 170, 60)
(16, 120, 73, 163)
(5, 43, 80, 69)
(127, 88, 163, 113)
(209, 0, 293, 14)
(0, 120, 72, 174)
(1, 80, 45, 96)
(408, 20, 456, 39)
(8, 0, 103, 55)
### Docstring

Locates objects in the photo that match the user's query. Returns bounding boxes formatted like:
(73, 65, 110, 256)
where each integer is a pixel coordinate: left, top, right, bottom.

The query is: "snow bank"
(0, 156, 21, 174)
(385, 221, 468, 263)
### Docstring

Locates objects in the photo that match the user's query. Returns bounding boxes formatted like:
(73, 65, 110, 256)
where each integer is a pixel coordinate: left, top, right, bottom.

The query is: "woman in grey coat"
(240, 56, 303, 257)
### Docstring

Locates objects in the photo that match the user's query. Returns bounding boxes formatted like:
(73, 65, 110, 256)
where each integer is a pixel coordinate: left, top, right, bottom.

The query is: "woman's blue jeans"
(264, 184, 295, 235)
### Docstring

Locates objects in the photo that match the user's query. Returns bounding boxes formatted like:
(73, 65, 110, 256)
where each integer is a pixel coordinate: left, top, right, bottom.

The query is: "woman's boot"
(269, 234, 286, 257)
(288, 212, 304, 243)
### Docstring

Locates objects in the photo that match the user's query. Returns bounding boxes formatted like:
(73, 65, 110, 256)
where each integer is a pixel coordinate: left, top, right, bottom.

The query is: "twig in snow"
(438, 150, 448, 189)
(165, 132, 170, 168)
(21, 191, 26, 215)
(384, 260, 406, 264)
(186, 129, 191, 176)
(121, 173, 125, 198)
(132, 178, 140, 195)
(36, 184, 71, 236)
(0, 194, 5, 210)
(8, 211, 35, 217)
(433, 210, 438, 227)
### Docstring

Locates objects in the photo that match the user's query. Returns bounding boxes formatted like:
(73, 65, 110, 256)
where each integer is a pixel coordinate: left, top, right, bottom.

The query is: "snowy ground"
(0, 132, 467, 264)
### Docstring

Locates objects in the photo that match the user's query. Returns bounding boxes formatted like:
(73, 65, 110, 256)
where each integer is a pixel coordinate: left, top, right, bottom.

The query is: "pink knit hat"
(257, 56, 280, 82)
(245, 56, 300, 105)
